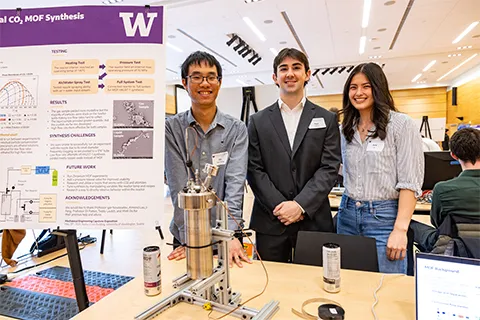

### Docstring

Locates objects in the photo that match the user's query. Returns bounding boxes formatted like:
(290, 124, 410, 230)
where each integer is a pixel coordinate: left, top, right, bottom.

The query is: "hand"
(167, 246, 186, 261)
(228, 238, 252, 268)
(273, 201, 304, 226)
(386, 228, 407, 261)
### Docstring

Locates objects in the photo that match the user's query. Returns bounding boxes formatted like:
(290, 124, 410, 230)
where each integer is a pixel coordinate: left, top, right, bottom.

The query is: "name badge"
(366, 138, 385, 152)
(308, 117, 326, 129)
(212, 151, 229, 166)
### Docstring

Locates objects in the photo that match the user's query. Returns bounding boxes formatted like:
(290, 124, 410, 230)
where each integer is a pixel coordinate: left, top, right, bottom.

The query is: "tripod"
(419, 115, 432, 139)
(240, 86, 258, 126)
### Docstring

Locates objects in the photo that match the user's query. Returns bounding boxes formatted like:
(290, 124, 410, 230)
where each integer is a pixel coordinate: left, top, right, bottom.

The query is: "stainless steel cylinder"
(178, 191, 216, 280)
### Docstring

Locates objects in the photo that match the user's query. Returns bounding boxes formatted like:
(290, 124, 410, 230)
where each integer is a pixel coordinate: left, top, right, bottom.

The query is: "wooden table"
(73, 259, 415, 320)
(329, 195, 432, 212)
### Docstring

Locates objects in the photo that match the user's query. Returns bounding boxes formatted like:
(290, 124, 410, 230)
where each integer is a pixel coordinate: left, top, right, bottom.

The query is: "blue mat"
(0, 286, 79, 320)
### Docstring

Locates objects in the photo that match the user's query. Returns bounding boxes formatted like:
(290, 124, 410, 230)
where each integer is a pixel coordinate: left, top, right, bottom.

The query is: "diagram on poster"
(0, 166, 57, 224)
(0, 76, 38, 107)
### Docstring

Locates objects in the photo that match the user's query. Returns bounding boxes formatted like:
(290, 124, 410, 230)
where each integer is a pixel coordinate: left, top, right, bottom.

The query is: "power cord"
(371, 274, 386, 320)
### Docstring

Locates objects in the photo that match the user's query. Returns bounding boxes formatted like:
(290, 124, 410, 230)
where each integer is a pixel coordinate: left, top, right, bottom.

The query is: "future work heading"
(0, 12, 85, 24)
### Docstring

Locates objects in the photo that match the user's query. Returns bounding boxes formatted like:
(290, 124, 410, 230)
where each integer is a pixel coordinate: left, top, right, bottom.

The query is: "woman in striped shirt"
(337, 63, 424, 274)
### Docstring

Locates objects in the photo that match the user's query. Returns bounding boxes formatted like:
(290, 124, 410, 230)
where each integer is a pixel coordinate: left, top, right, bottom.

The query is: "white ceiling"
(8, 0, 480, 94)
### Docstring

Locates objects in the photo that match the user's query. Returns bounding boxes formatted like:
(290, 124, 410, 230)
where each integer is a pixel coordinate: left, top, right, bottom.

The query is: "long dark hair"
(341, 63, 396, 143)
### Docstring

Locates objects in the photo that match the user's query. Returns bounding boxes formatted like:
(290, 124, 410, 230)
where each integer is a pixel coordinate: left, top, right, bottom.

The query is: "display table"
(73, 259, 415, 320)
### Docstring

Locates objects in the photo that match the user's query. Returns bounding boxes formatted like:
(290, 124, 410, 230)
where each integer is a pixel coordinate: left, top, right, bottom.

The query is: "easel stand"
(52, 229, 89, 312)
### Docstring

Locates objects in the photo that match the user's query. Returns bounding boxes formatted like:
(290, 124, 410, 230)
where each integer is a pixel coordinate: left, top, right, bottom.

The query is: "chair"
(294, 231, 379, 272)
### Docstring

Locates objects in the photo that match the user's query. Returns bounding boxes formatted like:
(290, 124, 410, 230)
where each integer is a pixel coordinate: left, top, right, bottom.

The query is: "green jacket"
(430, 169, 480, 228)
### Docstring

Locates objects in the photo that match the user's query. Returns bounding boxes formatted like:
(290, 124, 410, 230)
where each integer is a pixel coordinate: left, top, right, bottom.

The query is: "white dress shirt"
(278, 96, 306, 149)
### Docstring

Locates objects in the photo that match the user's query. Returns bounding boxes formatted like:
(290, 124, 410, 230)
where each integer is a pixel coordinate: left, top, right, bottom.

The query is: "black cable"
(165, 240, 221, 249)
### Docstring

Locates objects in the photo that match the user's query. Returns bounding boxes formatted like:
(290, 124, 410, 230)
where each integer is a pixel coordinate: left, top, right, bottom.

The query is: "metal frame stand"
(52, 229, 89, 312)
(420, 115, 432, 139)
(135, 202, 279, 320)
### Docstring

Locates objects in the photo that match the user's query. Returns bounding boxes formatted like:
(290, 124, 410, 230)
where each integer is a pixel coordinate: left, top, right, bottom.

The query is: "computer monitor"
(422, 151, 462, 190)
(415, 253, 480, 320)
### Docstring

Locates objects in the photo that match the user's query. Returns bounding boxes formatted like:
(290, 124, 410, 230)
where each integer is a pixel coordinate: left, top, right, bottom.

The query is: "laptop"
(415, 253, 480, 320)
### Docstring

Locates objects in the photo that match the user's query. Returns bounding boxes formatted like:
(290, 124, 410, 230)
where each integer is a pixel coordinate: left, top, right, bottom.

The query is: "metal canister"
(323, 243, 341, 293)
(143, 246, 161, 296)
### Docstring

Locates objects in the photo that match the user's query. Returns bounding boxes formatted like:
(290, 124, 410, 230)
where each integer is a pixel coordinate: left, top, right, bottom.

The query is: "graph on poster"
(0, 76, 38, 107)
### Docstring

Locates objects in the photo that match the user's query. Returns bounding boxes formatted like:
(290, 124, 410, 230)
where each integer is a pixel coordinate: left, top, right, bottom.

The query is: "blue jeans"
(337, 194, 407, 274)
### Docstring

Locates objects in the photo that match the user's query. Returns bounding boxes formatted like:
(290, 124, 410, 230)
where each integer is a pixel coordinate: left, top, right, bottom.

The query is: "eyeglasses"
(186, 74, 221, 84)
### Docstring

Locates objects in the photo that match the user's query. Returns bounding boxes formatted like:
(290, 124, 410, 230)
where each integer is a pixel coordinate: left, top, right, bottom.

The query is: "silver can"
(143, 246, 161, 296)
(323, 243, 341, 293)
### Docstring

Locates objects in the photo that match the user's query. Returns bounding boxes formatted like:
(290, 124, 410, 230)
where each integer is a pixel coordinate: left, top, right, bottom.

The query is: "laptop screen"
(416, 253, 480, 320)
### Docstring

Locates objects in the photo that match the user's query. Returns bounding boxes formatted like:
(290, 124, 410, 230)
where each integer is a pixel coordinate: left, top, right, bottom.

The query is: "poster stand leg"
(52, 229, 89, 312)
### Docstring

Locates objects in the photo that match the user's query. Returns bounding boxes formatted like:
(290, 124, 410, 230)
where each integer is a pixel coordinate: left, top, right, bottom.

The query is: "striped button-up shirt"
(165, 108, 248, 243)
(341, 111, 424, 201)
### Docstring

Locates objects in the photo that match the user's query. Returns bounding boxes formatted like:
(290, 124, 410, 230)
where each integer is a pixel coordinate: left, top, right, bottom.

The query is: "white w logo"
(119, 12, 158, 37)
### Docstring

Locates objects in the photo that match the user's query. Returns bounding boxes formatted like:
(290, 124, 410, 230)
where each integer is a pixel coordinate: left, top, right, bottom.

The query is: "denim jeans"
(337, 194, 407, 274)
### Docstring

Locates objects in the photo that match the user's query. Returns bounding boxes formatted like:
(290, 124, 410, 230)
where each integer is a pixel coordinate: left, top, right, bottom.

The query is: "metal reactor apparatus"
(135, 162, 279, 320)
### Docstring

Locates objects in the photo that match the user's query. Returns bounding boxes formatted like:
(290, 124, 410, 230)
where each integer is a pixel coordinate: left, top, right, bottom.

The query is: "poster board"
(0, 6, 165, 229)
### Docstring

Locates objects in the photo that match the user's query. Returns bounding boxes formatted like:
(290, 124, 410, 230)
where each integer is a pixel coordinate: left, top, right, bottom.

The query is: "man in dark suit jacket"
(247, 48, 341, 262)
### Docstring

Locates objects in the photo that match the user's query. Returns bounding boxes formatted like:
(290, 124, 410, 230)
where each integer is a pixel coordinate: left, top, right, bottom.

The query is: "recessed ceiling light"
(384, 1, 396, 5)
(452, 21, 479, 44)
(279, 41, 287, 44)
(377, 28, 387, 32)
(473, 34, 480, 38)
(166, 43, 183, 53)
(411, 73, 422, 82)
(362, 0, 372, 28)
(422, 60, 436, 72)
(442, 61, 448, 64)
(168, 35, 176, 39)
(373, 46, 381, 50)
(437, 53, 478, 81)
(264, 20, 273, 24)
(236, 79, 248, 86)
(243, 17, 266, 41)
(370, 37, 379, 42)
(359, 36, 366, 55)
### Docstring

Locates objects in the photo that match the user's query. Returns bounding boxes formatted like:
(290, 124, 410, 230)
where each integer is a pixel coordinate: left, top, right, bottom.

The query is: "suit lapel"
(292, 100, 316, 158)
(268, 103, 292, 157)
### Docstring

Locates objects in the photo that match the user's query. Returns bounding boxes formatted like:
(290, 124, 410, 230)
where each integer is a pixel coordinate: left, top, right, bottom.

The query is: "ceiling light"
(244, 0, 262, 3)
(248, 53, 258, 63)
(238, 46, 249, 55)
(452, 21, 479, 44)
(270, 48, 279, 56)
(320, 68, 329, 75)
(329, 67, 338, 74)
(236, 79, 248, 86)
(338, 67, 346, 74)
(362, 0, 372, 28)
(312, 69, 320, 77)
(242, 49, 252, 58)
(166, 42, 183, 53)
(243, 17, 266, 42)
(252, 56, 262, 65)
(347, 66, 355, 72)
(411, 73, 422, 82)
(359, 36, 366, 54)
(233, 40, 245, 51)
(437, 53, 478, 81)
(226, 34, 238, 46)
(422, 60, 436, 72)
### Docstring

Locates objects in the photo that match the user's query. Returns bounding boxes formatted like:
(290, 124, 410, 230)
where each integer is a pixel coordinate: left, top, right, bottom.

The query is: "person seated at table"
(411, 127, 480, 253)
